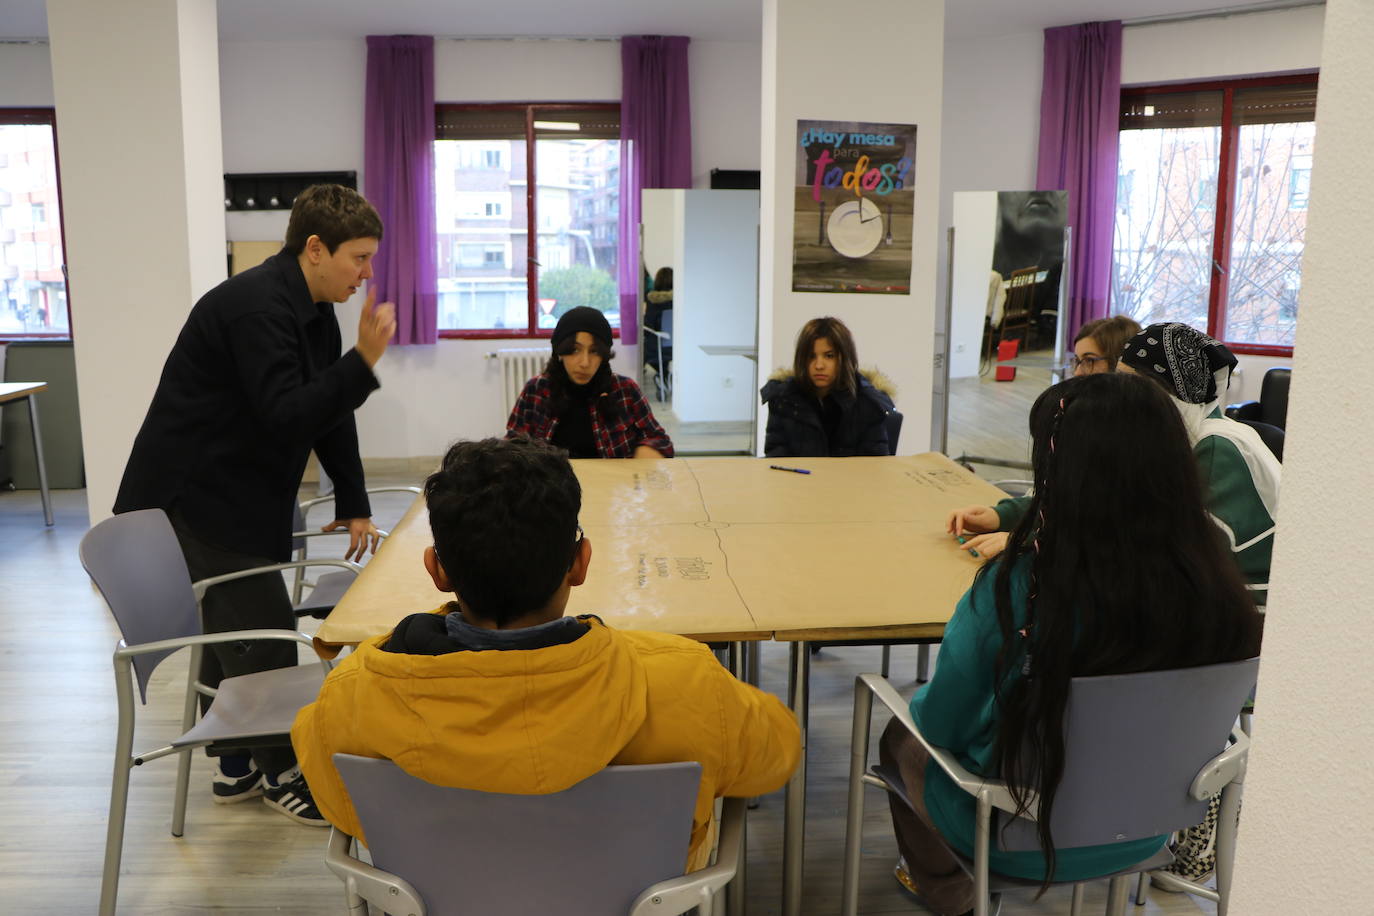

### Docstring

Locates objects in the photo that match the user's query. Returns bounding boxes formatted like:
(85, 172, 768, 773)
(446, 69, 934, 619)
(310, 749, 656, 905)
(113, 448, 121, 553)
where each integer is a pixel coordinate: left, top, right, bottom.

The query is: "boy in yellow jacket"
(291, 436, 800, 869)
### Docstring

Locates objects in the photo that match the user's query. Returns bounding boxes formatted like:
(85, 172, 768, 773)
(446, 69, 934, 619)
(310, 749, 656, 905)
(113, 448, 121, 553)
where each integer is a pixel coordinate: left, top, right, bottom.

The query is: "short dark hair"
(424, 437, 582, 624)
(792, 316, 859, 396)
(283, 184, 383, 255)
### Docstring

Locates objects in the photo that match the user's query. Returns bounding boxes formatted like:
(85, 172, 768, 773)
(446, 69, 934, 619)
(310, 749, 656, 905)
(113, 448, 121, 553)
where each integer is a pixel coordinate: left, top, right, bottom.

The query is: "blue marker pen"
(769, 465, 812, 475)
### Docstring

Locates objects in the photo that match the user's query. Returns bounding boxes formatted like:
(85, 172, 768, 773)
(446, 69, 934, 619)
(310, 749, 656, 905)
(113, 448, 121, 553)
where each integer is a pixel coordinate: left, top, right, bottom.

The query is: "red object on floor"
(995, 339, 1019, 381)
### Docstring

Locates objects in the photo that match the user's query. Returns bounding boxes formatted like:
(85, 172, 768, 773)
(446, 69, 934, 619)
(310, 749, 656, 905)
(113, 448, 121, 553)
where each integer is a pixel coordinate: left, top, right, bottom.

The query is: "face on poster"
(792, 119, 917, 294)
(991, 190, 1068, 352)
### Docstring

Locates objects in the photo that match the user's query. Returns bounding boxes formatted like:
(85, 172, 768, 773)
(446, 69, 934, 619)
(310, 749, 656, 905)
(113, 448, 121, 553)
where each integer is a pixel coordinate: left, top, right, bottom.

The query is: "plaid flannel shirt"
(506, 372, 675, 458)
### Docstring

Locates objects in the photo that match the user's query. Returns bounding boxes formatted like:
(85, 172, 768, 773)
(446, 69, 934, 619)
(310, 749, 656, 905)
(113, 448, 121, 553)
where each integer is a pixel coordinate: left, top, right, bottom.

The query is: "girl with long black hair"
(881, 372, 1262, 915)
(506, 307, 673, 459)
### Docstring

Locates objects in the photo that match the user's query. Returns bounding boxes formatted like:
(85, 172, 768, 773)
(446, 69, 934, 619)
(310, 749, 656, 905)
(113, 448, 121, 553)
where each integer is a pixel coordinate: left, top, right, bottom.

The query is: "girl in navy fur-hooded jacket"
(759, 317, 897, 458)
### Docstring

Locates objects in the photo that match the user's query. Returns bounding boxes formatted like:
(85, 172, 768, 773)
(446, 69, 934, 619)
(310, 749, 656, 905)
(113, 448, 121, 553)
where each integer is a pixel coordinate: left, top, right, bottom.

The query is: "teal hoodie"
(910, 558, 1168, 882)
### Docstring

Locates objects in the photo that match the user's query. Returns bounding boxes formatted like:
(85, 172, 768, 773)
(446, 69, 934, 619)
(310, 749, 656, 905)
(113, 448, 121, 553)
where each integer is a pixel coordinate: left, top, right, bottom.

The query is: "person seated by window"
(507, 306, 674, 459)
(883, 373, 1262, 915)
(1065, 314, 1140, 377)
(292, 436, 800, 871)
(643, 266, 674, 376)
(760, 316, 896, 457)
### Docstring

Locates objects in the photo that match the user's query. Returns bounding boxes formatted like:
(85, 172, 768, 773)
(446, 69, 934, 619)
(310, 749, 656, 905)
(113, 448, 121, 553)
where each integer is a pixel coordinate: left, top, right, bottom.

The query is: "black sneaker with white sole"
(212, 754, 263, 804)
(261, 766, 328, 826)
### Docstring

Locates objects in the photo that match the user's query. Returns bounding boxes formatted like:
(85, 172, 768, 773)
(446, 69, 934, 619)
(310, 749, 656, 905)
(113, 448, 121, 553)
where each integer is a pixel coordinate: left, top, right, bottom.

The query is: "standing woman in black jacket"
(760, 316, 896, 457)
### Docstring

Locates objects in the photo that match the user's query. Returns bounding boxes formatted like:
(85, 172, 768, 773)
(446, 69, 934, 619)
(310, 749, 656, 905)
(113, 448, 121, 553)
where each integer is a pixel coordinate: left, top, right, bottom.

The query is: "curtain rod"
(1124, 0, 1323, 28)
(437, 36, 618, 43)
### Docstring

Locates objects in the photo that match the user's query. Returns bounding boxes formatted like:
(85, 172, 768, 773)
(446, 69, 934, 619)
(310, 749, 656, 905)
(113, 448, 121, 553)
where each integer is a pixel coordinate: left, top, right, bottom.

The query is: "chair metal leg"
(840, 679, 874, 916)
(101, 659, 139, 916)
(1216, 781, 1243, 916)
(746, 642, 760, 687)
(1070, 882, 1086, 915)
(974, 793, 992, 916)
(1106, 875, 1131, 916)
(916, 644, 931, 683)
(880, 645, 891, 677)
(1134, 871, 1148, 905)
(171, 646, 203, 837)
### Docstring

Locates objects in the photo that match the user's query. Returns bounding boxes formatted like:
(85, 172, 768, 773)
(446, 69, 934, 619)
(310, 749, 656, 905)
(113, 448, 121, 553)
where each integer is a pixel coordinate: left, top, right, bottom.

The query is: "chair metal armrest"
(1191, 727, 1250, 800)
(290, 528, 391, 541)
(858, 673, 1030, 817)
(114, 628, 319, 661)
(643, 327, 671, 342)
(324, 827, 426, 916)
(300, 486, 423, 513)
(629, 797, 746, 915)
(192, 559, 363, 600)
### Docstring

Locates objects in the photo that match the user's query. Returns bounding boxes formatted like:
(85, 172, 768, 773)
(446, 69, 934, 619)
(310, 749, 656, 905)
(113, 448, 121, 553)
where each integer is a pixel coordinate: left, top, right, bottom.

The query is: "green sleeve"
(1194, 435, 1276, 585)
(994, 494, 1031, 532)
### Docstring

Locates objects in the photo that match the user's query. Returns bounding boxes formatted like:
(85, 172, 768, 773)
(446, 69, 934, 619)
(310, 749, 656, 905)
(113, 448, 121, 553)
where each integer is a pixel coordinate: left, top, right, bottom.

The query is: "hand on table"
(960, 531, 1008, 561)
(946, 505, 999, 537)
(323, 517, 381, 562)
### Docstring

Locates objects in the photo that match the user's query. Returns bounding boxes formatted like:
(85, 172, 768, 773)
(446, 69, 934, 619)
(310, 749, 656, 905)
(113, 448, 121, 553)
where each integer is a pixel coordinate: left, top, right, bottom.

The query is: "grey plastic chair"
(289, 486, 419, 616)
(325, 755, 746, 916)
(80, 508, 358, 916)
(840, 659, 1259, 916)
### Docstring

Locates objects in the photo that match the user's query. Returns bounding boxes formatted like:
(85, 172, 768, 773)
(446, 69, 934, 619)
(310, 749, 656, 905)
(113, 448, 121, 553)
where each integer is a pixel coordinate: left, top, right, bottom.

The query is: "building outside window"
(1112, 75, 1316, 353)
(0, 109, 69, 338)
(434, 103, 620, 336)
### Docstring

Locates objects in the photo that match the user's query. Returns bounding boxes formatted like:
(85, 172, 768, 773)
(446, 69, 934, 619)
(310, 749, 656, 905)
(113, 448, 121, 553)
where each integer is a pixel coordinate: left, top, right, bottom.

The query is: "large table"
(314, 454, 1007, 913)
(0, 382, 54, 526)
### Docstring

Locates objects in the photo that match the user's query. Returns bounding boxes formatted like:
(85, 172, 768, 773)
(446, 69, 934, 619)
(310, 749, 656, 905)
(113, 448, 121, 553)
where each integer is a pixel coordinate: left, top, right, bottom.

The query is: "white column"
(758, 0, 944, 455)
(1229, 0, 1374, 910)
(47, 0, 225, 522)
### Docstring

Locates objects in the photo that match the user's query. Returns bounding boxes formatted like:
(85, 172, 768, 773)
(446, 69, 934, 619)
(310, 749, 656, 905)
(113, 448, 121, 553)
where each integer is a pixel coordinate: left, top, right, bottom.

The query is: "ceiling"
(1, 0, 1316, 43)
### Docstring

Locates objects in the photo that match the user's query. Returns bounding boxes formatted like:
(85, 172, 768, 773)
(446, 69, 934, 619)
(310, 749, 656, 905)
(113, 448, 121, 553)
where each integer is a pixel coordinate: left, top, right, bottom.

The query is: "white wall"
(48, 0, 225, 522)
(689, 40, 763, 187)
(214, 36, 762, 460)
(759, 0, 944, 457)
(948, 192, 998, 379)
(0, 43, 54, 105)
(1121, 5, 1325, 86)
(1230, 1, 1374, 908)
(673, 190, 758, 423)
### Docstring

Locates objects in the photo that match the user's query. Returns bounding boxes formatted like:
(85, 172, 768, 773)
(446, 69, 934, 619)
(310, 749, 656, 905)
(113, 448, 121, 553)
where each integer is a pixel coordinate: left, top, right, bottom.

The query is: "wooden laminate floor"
(0, 482, 1214, 915)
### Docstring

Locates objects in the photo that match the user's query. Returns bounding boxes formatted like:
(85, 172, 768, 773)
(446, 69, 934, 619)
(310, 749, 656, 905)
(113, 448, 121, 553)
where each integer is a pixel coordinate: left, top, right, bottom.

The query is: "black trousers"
(170, 510, 298, 777)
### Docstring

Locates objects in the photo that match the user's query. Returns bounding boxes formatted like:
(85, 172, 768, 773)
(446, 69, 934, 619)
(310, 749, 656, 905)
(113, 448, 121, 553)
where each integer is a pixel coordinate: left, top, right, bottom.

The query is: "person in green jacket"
(884, 372, 1262, 915)
(947, 323, 1280, 604)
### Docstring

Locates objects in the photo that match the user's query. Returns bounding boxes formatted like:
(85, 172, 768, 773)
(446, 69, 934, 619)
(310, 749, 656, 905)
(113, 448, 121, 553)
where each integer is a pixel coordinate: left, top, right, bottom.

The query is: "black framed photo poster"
(792, 119, 917, 294)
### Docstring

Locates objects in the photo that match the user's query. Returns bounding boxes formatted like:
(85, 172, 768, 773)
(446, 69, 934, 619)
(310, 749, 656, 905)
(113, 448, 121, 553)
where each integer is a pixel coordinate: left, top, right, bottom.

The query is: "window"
(0, 109, 70, 339)
(434, 103, 621, 337)
(1113, 75, 1317, 354)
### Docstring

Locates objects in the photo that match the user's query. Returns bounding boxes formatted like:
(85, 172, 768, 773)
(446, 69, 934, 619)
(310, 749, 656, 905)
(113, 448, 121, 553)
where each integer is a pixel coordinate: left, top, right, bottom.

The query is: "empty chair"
(1226, 366, 1291, 430)
(841, 659, 1259, 916)
(325, 756, 745, 916)
(289, 485, 420, 616)
(80, 508, 356, 916)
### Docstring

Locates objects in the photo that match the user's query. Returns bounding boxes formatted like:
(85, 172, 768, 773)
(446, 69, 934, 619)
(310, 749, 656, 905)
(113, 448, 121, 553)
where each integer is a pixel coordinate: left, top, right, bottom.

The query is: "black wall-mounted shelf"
(223, 171, 358, 211)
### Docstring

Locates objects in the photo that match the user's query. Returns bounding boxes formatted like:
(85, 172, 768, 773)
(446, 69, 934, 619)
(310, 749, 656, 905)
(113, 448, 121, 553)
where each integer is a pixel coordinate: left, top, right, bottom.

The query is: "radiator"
(491, 348, 547, 418)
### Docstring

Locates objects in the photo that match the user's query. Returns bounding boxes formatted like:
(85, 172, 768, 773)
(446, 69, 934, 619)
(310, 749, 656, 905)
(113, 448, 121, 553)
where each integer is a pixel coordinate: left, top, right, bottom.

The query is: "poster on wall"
(792, 119, 916, 294)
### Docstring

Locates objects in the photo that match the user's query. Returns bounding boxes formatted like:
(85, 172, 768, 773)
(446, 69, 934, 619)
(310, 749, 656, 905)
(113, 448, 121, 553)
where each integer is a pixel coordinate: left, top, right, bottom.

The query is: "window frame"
(0, 107, 72, 343)
(1118, 72, 1318, 358)
(434, 101, 622, 341)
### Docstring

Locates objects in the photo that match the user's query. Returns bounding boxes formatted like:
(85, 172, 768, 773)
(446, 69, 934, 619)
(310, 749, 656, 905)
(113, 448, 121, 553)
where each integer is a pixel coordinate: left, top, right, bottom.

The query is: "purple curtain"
(618, 36, 692, 341)
(1036, 21, 1122, 342)
(364, 35, 437, 345)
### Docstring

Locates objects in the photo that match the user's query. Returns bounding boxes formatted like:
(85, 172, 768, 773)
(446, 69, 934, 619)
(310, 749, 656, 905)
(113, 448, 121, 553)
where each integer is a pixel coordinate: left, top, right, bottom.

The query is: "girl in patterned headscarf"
(1118, 323, 1280, 601)
(1119, 323, 1279, 890)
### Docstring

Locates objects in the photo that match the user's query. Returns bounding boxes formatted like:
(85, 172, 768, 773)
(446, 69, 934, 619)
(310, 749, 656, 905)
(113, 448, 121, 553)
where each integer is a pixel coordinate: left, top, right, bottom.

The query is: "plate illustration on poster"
(792, 119, 916, 294)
